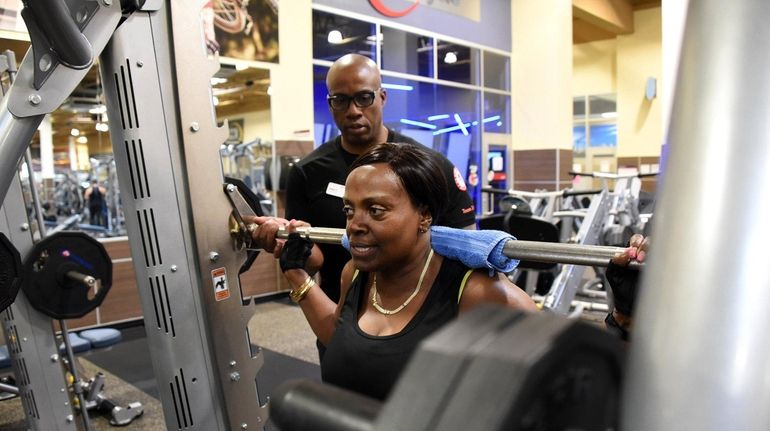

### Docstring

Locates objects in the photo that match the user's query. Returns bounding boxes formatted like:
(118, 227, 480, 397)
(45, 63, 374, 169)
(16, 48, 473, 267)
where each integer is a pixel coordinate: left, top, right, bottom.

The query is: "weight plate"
(225, 176, 264, 275)
(23, 232, 112, 319)
(379, 306, 623, 431)
(0, 233, 22, 313)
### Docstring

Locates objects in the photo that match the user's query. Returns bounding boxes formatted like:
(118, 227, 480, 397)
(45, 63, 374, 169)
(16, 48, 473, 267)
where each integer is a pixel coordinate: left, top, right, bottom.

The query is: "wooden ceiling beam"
(573, 0, 634, 35)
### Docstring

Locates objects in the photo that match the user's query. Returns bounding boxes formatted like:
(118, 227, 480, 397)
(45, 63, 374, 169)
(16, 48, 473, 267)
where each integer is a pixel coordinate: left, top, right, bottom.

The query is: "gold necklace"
(371, 248, 434, 315)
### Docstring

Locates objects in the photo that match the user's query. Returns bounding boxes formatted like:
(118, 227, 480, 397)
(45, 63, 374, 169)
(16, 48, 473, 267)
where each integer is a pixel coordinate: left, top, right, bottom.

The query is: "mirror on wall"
(572, 93, 617, 189)
(214, 64, 275, 216)
(3, 37, 275, 238)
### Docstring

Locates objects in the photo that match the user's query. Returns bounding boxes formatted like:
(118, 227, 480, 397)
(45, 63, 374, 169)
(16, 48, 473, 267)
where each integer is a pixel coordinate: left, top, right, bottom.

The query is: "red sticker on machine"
(453, 167, 467, 191)
(212, 267, 230, 301)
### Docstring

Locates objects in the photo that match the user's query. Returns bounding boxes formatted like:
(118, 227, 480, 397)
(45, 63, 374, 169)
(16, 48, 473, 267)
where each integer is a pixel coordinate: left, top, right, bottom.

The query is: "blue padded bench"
(0, 345, 9, 368)
(79, 328, 122, 349)
(59, 332, 91, 354)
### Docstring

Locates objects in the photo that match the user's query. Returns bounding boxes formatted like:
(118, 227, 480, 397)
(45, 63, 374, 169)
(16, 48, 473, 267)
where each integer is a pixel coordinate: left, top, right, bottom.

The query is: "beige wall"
(616, 7, 662, 157)
(511, 0, 573, 151)
(243, 110, 273, 143)
(572, 7, 662, 158)
(573, 39, 617, 96)
(662, 0, 689, 134)
(270, 0, 314, 142)
(219, 109, 273, 144)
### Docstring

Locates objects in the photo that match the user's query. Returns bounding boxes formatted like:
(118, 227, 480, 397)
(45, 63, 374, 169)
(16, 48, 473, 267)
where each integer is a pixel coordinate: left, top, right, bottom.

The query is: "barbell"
(254, 225, 643, 269)
(227, 184, 642, 270)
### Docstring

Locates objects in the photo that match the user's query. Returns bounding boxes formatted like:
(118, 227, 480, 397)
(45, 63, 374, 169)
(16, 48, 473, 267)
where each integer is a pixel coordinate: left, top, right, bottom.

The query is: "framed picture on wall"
(202, 0, 279, 63)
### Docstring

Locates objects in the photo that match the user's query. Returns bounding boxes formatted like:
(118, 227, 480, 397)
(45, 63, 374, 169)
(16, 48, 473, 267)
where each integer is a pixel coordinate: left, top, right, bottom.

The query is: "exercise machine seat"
(59, 332, 91, 353)
(0, 345, 9, 368)
(79, 328, 122, 348)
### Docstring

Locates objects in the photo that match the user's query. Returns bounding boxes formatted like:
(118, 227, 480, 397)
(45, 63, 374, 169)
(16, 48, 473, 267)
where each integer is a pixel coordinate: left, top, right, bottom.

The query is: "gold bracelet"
(289, 276, 314, 303)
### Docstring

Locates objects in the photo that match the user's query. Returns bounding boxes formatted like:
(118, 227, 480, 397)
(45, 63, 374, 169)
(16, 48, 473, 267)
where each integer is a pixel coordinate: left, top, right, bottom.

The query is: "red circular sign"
(369, 0, 419, 18)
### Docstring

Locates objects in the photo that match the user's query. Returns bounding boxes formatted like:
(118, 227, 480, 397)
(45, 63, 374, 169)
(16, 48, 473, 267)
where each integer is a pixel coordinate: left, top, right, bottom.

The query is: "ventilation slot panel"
(124, 139, 151, 199)
(148, 275, 175, 336)
(22, 389, 39, 419)
(136, 208, 162, 267)
(169, 368, 194, 429)
(113, 59, 140, 130)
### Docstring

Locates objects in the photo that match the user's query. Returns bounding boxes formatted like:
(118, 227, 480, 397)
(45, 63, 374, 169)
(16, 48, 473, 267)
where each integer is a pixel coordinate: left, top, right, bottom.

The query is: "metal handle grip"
(23, 0, 92, 68)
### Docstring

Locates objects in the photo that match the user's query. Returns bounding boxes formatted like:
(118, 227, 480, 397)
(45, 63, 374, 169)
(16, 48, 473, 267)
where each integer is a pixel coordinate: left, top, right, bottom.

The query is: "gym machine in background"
(0, 1, 769, 430)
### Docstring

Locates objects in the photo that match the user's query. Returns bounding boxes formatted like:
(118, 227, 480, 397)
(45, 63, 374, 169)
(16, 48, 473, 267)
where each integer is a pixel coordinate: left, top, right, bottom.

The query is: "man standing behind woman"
(249, 53, 475, 306)
(275, 142, 537, 400)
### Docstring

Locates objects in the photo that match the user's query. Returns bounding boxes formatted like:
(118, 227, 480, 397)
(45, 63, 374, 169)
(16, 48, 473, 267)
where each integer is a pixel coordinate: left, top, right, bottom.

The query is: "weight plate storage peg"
(22, 232, 112, 319)
(0, 233, 23, 313)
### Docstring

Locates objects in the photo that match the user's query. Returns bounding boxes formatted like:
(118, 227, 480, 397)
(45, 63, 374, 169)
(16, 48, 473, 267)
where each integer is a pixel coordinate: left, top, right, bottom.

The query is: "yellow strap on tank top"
(457, 269, 474, 304)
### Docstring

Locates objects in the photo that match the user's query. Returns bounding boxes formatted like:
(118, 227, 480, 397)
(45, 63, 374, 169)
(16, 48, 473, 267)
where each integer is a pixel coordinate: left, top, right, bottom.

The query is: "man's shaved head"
(325, 54, 388, 154)
(326, 54, 381, 89)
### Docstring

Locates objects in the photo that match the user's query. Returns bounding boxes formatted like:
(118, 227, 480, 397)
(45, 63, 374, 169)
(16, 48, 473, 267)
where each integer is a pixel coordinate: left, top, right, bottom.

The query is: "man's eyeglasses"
(326, 89, 380, 112)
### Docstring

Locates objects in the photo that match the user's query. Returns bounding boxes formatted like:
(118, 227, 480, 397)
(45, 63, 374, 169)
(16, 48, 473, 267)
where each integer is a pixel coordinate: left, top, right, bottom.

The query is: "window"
(483, 52, 510, 91)
(573, 94, 617, 175)
(483, 92, 510, 133)
(380, 27, 434, 78)
(436, 40, 479, 85)
(312, 10, 376, 61)
(588, 94, 617, 120)
(312, 9, 510, 214)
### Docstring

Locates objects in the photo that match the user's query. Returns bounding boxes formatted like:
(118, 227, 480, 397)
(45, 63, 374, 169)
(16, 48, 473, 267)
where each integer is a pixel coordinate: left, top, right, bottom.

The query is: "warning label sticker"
(211, 267, 230, 301)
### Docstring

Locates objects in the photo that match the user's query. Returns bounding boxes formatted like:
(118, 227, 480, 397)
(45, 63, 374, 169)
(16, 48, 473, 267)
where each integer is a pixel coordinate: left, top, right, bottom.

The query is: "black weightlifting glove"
(279, 233, 313, 273)
(605, 260, 640, 316)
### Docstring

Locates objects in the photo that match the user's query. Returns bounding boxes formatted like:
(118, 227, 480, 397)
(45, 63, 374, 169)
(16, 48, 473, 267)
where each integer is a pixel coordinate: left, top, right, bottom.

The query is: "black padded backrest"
(477, 214, 506, 231)
(503, 213, 560, 270)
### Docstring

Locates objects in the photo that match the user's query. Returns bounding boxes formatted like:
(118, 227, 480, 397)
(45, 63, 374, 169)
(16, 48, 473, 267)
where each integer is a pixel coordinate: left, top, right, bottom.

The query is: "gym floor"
(0, 295, 320, 431)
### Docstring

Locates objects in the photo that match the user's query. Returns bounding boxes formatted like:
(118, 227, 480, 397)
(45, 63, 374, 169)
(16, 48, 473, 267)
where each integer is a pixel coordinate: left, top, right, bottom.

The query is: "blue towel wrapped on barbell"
(341, 226, 518, 275)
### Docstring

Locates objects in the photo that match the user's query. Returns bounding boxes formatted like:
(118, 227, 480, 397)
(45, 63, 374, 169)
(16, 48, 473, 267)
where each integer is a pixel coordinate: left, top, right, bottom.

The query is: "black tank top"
(321, 258, 471, 400)
(89, 186, 103, 207)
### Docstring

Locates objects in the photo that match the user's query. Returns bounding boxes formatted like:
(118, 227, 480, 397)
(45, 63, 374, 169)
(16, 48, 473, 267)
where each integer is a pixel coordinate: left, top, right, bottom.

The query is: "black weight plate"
(225, 176, 264, 275)
(23, 232, 112, 319)
(0, 233, 22, 313)
(378, 305, 623, 431)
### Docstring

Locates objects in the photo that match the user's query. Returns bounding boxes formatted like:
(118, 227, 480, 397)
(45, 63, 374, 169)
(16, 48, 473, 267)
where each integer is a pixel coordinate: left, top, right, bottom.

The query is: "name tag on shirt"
(326, 182, 345, 198)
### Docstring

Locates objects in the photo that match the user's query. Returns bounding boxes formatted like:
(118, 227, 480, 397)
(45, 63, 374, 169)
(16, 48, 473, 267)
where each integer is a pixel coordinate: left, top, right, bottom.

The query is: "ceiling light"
(381, 83, 413, 91)
(70, 128, 80, 136)
(327, 30, 343, 44)
(400, 119, 436, 130)
(88, 105, 107, 115)
(95, 122, 109, 132)
(444, 52, 457, 64)
(211, 77, 228, 85)
(453, 113, 469, 136)
(76, 136, 88, 144)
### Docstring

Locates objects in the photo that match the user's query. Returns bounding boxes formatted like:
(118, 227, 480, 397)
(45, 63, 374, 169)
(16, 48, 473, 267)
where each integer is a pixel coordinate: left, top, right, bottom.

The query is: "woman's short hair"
(350, 142, 448, 220)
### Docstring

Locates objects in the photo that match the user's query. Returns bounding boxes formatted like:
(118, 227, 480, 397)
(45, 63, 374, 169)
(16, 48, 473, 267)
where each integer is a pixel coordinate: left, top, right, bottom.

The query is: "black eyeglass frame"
(326, 89, 381, 111)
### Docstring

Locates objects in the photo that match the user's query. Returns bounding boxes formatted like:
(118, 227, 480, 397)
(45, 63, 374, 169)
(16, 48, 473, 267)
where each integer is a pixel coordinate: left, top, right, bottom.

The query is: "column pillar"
(510, 0, 573, 191)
